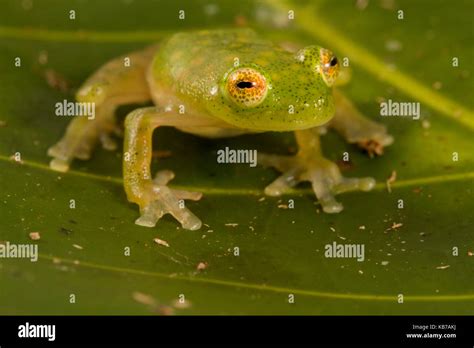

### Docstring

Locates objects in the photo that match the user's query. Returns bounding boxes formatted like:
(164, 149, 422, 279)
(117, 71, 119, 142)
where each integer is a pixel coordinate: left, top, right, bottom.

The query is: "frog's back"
(149, 29, 290, 104)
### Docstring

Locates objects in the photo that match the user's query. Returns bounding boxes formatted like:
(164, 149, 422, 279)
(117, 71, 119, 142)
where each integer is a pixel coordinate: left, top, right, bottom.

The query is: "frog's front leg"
(259, 129, 375, 213)
(48, 46, 156, 172)
(329, 89, 393, 156)
(123, 107, 222, 230)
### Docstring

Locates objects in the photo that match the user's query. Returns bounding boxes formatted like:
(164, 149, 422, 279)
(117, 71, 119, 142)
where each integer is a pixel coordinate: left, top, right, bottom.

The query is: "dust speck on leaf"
(153, 238, 169, 247)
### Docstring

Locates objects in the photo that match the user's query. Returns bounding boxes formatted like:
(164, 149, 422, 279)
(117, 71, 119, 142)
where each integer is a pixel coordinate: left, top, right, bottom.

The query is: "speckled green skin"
(48, 28, 393, 231)
(149, 29, 335, 132)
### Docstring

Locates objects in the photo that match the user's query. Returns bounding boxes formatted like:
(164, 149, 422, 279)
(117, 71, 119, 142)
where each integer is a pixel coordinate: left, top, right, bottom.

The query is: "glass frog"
(48, 29, 393, 230)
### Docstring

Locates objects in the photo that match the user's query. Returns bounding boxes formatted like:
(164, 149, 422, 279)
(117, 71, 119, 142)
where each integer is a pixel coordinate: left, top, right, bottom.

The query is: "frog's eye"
(226, 68, 268, 107)
(319, 48, 340, 87)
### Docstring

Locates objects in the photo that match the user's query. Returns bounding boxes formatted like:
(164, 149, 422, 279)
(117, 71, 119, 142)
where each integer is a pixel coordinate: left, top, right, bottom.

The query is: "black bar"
(0, 315, 473, 346)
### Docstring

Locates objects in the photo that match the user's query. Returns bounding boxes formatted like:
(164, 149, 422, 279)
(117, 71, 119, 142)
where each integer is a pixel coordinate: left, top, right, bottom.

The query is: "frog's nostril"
(330, 56, 338, 67)
(236, 81, 255, 89)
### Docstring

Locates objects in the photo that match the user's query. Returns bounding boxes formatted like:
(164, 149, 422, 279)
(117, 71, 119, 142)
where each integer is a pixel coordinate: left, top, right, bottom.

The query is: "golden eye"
(226, 68, 268, 107)
(319, 48, 340, 86)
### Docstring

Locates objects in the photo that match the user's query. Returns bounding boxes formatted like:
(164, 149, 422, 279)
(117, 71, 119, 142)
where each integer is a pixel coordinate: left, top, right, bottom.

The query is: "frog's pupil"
(330, 57, 338, 67)
(237, 81, 254, 89)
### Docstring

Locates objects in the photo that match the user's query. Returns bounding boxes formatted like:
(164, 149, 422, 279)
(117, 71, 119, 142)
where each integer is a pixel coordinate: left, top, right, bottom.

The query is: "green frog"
(48, 29, 393, 231)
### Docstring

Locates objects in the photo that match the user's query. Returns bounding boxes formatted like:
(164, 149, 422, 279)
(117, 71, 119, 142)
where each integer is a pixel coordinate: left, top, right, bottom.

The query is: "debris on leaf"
(132, 291, 175, 315)
(385, 222, 403, 232)
(432, 81, 442, 90)
(358, 139, 384, 157)
(132, 291, 157, 307)
(72, 244, 83, 250)
(196, 262, 208, 271)
(29, 232, 40, 240)
(386, 170, 397, 193)
(59, 227, 73, 235)
(385, 39, 402, 52)
(422, 119, 431, 129)
(44, 68, 69, 92)
(153, 238, 170, 247)
(38, 50, 48, 65)
(436, 265, 450, 270)
(234, 14, 247, 27)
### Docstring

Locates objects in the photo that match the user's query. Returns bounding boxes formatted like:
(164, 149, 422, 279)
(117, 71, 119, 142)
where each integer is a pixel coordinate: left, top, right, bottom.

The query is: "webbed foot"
(259, 153, 375, 213)
(135, 170, 203, 230)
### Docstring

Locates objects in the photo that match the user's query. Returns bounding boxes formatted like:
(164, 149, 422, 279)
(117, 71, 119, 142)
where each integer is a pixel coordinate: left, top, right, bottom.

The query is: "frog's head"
(210, 46, 340, 132)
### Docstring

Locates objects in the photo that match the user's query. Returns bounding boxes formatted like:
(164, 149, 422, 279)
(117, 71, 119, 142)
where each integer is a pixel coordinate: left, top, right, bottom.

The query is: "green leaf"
(0, 0, 473, 315)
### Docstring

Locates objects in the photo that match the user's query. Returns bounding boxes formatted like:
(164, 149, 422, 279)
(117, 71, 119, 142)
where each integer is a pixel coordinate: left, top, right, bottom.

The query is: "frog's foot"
(99, 123, 122, 151)
(135, 170, 203, 230)
(258, 153, 375, 213)
(331, 89, 394, 157)
(47, 117, 120, 172)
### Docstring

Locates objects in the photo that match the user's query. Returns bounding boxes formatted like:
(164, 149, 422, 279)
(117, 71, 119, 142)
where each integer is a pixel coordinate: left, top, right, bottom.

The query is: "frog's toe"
(47, 133, 95, 170)
(74, 141, 95, 160)
(333, 176, 375, 194)
(48, 141, 72, 172)
(263, 167, 302, 196)
(99, 132, 118, 151)
(302, 159, 375, 213)
(135, 199, 166, 228)
(304, 162, 375, 213)
(49, 157, 70, 173)
(260, 154, 377, 213)
(258, 153, 303, 196)
(311, 183, 344, 214)
(135, 170, 203, 231)
(301, 162, 344, 213)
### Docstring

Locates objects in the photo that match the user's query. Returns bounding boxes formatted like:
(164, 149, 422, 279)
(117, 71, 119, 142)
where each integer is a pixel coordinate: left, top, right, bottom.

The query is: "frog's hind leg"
(329, 89, 393, 157)
(48, 46, 157, 172)
(123, 107, 224, 230)
(259, 128, 375, 213)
